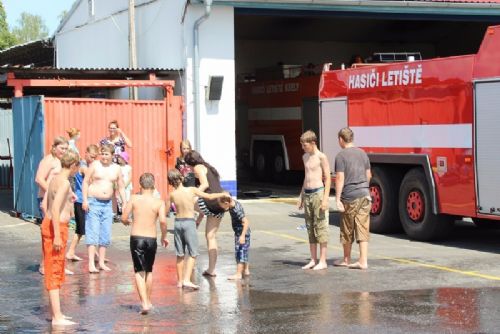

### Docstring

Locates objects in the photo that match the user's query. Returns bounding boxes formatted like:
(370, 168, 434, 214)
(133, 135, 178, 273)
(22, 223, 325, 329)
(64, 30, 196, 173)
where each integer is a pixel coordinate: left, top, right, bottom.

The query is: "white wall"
(55, 0, 237, 193)
(183, 4, 236, 192)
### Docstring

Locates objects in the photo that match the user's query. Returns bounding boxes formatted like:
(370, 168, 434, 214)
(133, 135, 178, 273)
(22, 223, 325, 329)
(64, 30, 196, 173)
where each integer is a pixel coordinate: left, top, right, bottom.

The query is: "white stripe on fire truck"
(248, 107, 302, 121)
(351, 124, 472, 148)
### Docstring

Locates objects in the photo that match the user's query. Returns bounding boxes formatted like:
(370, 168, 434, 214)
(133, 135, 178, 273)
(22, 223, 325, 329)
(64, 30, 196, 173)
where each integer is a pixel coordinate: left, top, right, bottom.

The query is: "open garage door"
(234, 7, 499, 189)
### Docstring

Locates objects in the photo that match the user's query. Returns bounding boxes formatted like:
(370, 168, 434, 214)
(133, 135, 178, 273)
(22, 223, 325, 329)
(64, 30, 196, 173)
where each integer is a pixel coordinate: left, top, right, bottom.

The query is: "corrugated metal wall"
(43, 97, 181, 199)
(12, 96, 45, 217)
(0, 108, 13, 188)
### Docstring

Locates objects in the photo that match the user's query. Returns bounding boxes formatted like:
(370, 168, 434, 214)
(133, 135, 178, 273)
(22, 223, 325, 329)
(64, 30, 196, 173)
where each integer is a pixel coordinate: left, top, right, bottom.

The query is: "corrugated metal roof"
(0, 66, 182, 75)
(0, 39, 52, 54)
(0, 39, 54, 68)
(412, 0, 500, 3)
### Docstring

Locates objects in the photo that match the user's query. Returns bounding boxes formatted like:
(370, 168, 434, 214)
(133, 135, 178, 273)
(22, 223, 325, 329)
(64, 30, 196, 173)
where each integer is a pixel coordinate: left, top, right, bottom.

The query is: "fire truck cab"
(319, 25, 500, 240)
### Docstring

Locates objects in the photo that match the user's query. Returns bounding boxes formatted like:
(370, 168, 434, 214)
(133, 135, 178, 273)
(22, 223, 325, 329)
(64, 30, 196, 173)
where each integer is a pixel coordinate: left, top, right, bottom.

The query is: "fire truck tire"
(472, 218, 500, 229)
(253, 145, 270, 181)
(399, 168, 453, 241)
(272, 147, 286, 183)
(369, 167, 401, 233)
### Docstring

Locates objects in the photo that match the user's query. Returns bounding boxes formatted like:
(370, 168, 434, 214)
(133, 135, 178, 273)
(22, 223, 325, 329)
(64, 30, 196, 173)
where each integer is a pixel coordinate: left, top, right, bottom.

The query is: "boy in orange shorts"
(41, 150, 80, 326)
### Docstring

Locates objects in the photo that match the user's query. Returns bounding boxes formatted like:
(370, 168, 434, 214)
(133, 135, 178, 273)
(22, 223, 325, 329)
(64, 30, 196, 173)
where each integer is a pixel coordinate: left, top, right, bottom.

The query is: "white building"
(55, 0, 500, 193)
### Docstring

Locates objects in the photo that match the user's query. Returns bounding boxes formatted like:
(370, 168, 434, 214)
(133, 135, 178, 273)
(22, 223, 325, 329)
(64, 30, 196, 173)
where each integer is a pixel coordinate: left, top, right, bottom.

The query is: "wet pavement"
(1, 189, 500, 333)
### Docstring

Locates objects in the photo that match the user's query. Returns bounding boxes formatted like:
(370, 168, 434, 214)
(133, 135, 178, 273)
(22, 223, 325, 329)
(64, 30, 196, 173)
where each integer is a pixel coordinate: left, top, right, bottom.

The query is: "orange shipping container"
(43, 95, 183, 200)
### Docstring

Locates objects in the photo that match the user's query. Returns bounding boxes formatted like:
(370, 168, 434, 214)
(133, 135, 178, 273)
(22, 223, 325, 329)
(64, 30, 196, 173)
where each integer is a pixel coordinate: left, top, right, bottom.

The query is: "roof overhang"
(213, 0, 500, 18)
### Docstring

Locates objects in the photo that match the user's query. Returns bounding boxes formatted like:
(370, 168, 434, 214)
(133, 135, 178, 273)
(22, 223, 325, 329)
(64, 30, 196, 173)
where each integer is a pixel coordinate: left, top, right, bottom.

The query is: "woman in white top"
(66, 128, 80, 154)
(117, 152, 132, 201)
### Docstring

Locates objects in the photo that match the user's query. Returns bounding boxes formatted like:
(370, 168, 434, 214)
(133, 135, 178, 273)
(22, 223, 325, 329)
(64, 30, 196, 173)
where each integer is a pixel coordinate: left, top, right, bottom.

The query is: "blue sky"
(3, 0, 75, 35)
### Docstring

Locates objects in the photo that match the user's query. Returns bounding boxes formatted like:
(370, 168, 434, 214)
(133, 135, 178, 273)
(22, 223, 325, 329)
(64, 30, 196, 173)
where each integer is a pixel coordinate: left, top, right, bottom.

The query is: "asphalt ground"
(1, 189, 500, 333)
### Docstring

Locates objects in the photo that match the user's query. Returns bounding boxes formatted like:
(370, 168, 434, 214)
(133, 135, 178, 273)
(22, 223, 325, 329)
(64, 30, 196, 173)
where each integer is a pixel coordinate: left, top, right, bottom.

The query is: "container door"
(12, 96, 45, 217)
(319, 98, 348, 172)
(475, 81, 500, 216)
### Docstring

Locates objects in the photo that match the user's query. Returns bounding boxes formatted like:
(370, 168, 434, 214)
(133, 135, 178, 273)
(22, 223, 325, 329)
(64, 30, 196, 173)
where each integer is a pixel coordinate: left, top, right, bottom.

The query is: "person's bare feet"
(227, 274, 242, 281)
(313, 262, 328, 270)
(333, 260, 349, 267)
(88, 265, 99, 274)
(99, 263, 111, 272)
(95, 255, 110, 263)
(301, 260, 316, 270)
(177, 282, 183, 288)
(52, 318, 77, 326)
(182, 281, 200, 290)
(348, 262, 368, 270)
(66, 254, 83, 261)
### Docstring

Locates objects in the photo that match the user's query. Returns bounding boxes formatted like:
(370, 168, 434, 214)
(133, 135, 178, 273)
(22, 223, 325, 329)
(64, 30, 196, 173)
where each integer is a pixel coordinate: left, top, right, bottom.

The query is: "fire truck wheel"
(272, 149, 286, 183)
(472, 218, 500, 229)
(399, 168, 453, 241)
(369, 167, 401, 233)
(253, 146, 270, 181)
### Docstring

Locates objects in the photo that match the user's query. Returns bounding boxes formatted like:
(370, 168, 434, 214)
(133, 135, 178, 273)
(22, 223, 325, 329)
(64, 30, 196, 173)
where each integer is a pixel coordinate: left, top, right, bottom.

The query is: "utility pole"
(129, 0, 138, 100)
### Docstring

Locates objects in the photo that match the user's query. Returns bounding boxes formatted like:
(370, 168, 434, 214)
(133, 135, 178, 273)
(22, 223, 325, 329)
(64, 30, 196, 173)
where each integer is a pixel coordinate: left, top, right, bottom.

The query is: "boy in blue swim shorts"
(82, 144, 127, 273)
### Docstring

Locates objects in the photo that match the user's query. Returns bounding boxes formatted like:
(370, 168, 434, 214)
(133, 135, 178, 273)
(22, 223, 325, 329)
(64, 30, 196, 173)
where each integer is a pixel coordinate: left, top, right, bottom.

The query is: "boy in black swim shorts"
(122, 173, 168, 314)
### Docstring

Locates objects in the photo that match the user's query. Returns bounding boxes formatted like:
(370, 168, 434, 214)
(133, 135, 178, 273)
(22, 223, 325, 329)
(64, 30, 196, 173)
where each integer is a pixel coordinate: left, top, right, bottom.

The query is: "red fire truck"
(237, 70, 321, 182)
(319, 25, 500, 240)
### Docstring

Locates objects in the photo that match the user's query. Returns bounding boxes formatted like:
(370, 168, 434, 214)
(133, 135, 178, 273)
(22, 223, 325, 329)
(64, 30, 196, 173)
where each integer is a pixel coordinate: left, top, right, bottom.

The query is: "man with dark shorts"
(334, 127, 372, 270)
(122, 173, 168, 314)
(66, 145, 99, 261)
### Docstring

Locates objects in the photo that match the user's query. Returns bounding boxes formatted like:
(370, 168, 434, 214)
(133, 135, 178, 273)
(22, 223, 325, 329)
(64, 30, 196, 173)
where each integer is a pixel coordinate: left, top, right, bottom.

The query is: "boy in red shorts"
(41, 150, 80, 326)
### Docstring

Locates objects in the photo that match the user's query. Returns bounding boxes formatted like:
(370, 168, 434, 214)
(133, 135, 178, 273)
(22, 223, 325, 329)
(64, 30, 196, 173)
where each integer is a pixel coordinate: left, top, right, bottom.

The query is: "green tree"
(12, 12, 49, 44)
(0, 1, 16, 50)
(58, 10, 68, 24)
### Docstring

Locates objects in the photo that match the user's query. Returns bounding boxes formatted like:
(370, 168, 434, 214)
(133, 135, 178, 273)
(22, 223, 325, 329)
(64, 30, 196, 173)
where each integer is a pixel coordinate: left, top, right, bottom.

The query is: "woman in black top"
(184, 150, 226, 277)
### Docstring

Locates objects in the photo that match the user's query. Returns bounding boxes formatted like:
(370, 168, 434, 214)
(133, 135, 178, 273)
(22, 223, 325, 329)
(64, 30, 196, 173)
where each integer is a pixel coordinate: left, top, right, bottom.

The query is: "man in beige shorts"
(298, 130, 331, 270)
(334, 127, 372, 270)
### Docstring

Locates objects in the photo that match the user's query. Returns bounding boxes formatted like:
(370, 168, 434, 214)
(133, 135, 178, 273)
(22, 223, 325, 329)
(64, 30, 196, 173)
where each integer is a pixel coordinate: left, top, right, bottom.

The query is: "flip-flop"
(202, 270, 216, 277)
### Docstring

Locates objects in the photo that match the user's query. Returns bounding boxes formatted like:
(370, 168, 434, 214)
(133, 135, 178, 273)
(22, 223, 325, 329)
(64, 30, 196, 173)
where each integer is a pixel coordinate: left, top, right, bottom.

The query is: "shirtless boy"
(297, 130, 331, 270)
(121, 173, 168, 314)
(36, 136, 68, 275)
(82, 144, 127, 273)
(42, 150, 79, 326)
(66, 144, 99, 262)
(167, 169, 229, 290)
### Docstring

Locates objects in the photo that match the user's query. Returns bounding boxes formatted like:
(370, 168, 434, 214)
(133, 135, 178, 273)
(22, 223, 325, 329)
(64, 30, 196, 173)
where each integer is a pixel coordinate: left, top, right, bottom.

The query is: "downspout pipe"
(193, 0, 212, 151)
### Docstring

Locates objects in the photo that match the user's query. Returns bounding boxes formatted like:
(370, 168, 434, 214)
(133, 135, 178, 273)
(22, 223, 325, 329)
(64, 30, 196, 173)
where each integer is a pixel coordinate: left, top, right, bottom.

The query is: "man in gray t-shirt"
(334, 127, 372, 270)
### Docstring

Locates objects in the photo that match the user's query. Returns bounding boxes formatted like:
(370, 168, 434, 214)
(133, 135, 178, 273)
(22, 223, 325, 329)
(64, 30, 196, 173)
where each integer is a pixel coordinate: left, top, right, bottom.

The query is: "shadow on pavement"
(0, 189, 13, 214)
